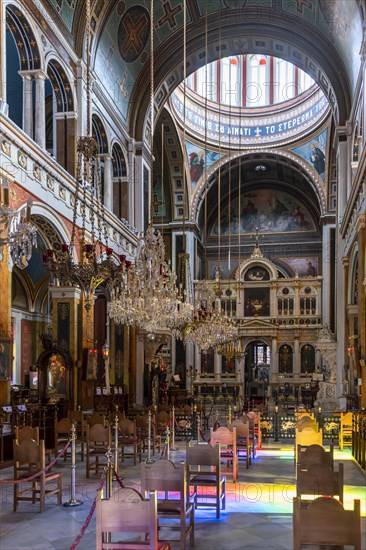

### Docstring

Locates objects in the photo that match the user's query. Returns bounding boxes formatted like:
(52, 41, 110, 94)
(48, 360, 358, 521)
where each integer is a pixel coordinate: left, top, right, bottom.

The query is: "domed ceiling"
(42, 0, 363, 132)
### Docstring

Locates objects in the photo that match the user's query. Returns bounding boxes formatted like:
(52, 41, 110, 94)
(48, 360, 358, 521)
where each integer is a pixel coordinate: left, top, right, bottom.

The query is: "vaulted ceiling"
(40, 0, 364, 136)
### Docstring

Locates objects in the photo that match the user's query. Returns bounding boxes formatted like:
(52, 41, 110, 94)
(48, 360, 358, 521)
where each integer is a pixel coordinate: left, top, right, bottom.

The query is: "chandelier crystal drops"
(0, 182, 37, 269)
(183, 279, 238, 352)
(108, 225, 179, 332)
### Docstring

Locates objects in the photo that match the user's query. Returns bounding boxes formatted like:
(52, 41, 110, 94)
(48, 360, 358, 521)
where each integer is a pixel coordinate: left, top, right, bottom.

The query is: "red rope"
(69, 477, 105, 550)
(0, 439, 71, 484)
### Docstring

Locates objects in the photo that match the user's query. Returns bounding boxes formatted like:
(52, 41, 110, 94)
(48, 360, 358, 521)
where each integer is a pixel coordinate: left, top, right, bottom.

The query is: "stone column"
(271, 337, 278, 375)
(0, 1, 8, 115)
(357, 215, 366, 408)
(214, 350, 221, 382)
(133, 143, 148, 232)
(195, 346, 201, 379)
(128, 138, 135, 225)
(18, 72, 33, 138)
(55, 112, 78, 176)
(49, 287, 82, 409)
(322, 224, 332, 325)
(76, 61, 87, 138)
(34, 71, 47, 148)
(293, 338, 300, 376)
(101, 153, 113, 211)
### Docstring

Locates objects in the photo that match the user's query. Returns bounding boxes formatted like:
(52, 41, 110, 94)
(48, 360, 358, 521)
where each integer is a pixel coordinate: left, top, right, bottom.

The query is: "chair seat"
(190, 474, 225, 484)
(158, 501, 193, 516)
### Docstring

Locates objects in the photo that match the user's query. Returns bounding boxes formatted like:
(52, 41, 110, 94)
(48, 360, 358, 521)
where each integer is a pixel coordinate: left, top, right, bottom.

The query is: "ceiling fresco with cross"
(39, 0, 363, 132)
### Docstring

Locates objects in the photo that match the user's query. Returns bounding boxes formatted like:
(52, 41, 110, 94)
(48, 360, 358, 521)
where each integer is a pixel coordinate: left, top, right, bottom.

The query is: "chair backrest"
(293, 496, 361, 549)
(297, 443, 334, 471)
(186, 441, 220, 469)
(57, 417, 73, 436)
(296, 416, 318, 431)
(230, 420, 250, 437)
(88, 413, 106, 427)
(296, 426, 322, 447)
(157, 411, 169, 428)
(119, 418, 137, 436)
(13, 438, 45, 469)
(15, 425, 39, 444)
(296, 462, 344, 502)
(210, 426, 236, 449)
(96, 488, 158, 550)
(141, 459, 187, 503)
(87, 423, 111, 445)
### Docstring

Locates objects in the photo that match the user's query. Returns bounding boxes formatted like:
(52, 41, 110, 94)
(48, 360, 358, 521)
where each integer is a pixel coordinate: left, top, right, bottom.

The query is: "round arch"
(45, 58, 75, 112)
(92, 113, 110, 154)
(130, 11, 355, 140)
(5, 3, 43, 71)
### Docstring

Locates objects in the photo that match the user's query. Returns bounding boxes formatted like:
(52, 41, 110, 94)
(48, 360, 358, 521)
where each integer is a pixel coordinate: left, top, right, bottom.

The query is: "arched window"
(279, 345, 293, 374)
(301, 344, 315, 373)
(246, 55, 269, 107)
(221, 56, 240, 106)
(112, 143, 128, 220)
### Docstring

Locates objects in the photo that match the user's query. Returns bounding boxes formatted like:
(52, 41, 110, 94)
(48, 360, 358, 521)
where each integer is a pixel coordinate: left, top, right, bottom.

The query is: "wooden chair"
(86, 423, 112, 478)
(296, 416, 318, 431)
(186, 441, 226, 518)
(293, 496, 361, 549)
(13, 439, 62, 512)
(296, 462, 344, 503)
(246, 411, 262, 450)
(294, 426, 322, 465)
(87, 412, 107, 427)
(297, 443, 334, 472)
(230, 420, 252, 468)
(141, 460, 194, 550)
(210, 426, 238, 482)
(96, 487, 171, 550)
(15, 425, 53, 463)
(137, 414, 161, 456)
(54, 418, 73, 461)
(119, 418, 142, 465)
(339, 411, 353, 450)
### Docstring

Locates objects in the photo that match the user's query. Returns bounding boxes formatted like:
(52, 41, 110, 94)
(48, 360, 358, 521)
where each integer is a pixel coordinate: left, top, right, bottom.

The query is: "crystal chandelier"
(0, 181, 37, 269)
(108, 0, 179, 333)
(43, 0, 116, 311)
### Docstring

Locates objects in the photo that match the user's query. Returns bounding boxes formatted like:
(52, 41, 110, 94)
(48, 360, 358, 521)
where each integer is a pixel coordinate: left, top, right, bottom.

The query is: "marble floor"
(0, 440, 365, 550)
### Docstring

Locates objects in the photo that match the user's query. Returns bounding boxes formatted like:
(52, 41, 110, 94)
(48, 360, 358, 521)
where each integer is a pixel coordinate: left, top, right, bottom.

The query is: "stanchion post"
(64, 423, 83, 507)
(193, 404, 197, 441)
(104, 448, 113, 500)
(171, 406, 178, 451)
(274, 404, 279, 442)
(146, 410, 154, 464)
(197, 414, 201, 442)
(228, 405, 232, 424)
(165, 426, 170, 460)
(114, 415, 119, 475)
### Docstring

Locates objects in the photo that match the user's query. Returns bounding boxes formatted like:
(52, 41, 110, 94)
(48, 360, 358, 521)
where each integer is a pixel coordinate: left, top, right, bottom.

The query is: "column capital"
(18, 69, 47, 80)
(55, 111, 78, 120)
(99, 153, 112, 161)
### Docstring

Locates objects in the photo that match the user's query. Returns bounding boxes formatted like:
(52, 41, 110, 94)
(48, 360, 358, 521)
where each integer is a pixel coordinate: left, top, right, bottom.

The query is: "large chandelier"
(43, 0, 116, 311)
(0, 181, 37, 269)
(108, 0, 179, 334)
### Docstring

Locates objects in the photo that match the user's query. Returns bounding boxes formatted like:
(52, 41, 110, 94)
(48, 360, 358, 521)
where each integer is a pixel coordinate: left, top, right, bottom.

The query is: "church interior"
(0, 1, 365, 549)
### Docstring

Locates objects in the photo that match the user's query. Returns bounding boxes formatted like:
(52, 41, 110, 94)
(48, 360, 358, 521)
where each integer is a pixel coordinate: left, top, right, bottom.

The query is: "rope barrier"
(0, 439, 71, 485)
(69, 476, 105, 550)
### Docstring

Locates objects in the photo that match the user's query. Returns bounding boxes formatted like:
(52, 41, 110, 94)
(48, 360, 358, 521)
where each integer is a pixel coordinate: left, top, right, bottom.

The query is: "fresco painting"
(211, 188, 315, 235)
(291, 128, 327, 180)
(185, 141, 223, 187)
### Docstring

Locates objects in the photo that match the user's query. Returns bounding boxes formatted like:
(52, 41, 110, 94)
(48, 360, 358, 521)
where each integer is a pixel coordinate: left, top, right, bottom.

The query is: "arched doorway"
(244, 339, 270, 408)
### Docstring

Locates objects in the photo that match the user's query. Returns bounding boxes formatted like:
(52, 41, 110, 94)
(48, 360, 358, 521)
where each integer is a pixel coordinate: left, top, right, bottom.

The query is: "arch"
(92, 113, 109, 154)
(46, 59, 74, 112)
(278, 344, 293, 374)
(112, 142, 128, 221)
(349, 246, 359, 306)
(130, 12, 354, 140)
(192, 149, 327, 225)
(301, 343, 316, 374)
(5, 4, 42, 71)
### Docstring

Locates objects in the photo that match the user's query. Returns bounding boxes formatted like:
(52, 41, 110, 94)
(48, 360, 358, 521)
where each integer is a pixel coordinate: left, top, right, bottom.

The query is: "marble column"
(322, 223, 332, 325)
(293, 338, 300, 376)
(271, 337, 278, 376)
(55, 112, 78, 176)
(0, 1, 8, 114)
(128, 138, 135, 226)
(194, 346, 201, 380)
(133, 144, 147, 232)
(335, 128, 349, 400)
(34, 71, 47, 148)
(19, 72, 33, 138)
(214, 350, 221, 382)
(101, 153, 113, 211)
